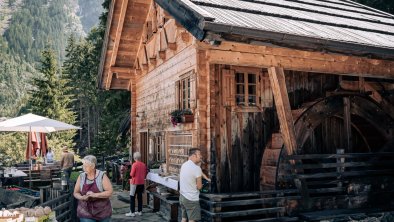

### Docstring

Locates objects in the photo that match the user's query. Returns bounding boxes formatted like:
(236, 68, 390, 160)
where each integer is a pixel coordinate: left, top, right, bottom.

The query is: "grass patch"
(70, 171, 80, 182)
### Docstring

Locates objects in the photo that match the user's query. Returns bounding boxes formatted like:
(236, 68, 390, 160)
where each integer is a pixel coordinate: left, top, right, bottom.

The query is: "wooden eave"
(98, 0, 151, 90)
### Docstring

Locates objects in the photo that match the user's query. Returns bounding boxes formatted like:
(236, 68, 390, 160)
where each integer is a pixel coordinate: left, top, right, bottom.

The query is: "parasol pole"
(29, 126, 32, 188)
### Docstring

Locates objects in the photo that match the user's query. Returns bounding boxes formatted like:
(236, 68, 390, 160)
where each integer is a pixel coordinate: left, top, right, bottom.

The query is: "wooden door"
(140, 132, 148, 165)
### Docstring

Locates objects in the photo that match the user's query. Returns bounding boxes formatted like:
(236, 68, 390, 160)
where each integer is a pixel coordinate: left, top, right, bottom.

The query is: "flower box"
(170, 109, 194, 126)
(182, 114, 194, 123)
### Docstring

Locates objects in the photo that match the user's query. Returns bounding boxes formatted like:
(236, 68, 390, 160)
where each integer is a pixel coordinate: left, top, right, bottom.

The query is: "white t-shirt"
(179, 160, 202, 201)
(46, 152, 54, 163)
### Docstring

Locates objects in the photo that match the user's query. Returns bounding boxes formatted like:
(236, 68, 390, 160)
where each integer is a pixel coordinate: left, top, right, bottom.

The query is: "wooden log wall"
(135, 45, 197, 138)
(209, 65, 393, 192)
(133, 11, 198, 157)
(211, 65, 275, 192)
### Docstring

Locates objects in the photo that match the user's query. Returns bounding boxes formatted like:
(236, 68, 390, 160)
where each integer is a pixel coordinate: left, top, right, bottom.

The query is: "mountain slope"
(0, 0, 103, 117)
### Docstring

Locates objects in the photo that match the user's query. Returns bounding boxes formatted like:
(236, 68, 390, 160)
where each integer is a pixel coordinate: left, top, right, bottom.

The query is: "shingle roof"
(155, 0, 394, 59)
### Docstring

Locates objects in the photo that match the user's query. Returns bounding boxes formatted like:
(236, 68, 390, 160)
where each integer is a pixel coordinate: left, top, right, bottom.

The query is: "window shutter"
(175, 80, 180, 109)
(260, 71, 273, 107)
(222, 69, 235, 106)
(189, 73, 196, 109)
(257, 72, 262, 107)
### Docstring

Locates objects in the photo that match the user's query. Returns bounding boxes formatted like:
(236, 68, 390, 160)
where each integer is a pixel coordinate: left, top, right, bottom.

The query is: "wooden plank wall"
(211, 65, 274, 192)
(135, 45, 197, 136)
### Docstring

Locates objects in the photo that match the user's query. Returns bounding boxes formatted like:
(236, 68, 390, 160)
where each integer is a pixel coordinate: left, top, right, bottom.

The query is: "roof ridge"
(191, 1, 394, 36)
(341, 0, 394, 18)
(283, 0, 394, 19)
(240, 0, 394, 26)
(309, 0, 369, 10)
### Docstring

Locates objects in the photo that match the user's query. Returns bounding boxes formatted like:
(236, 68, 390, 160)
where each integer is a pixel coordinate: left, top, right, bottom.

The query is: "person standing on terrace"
(60, 146, 74, 184)
(125, 152, 147, 217)
(179, 148, 204, 222)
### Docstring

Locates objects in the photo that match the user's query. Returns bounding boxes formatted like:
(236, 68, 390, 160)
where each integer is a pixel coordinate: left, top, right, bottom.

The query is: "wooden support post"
(268, 67, 309, 207)
(359, 77, 365, 93)
(343, 97, 352, 152)
(153, 195, 160, 211)
(39, 185, 51, 204)
(268, 67, 297, 155)
(101, 156, 105, 171)
(336, 149, 345, 189)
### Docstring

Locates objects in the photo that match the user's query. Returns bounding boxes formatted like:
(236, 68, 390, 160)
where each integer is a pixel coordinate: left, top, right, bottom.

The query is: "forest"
(0, 0, 129, 163)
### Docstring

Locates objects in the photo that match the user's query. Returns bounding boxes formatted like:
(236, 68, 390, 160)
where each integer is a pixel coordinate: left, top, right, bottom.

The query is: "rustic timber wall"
(210, 65, 276, 192)
(135, 45, 197, 134)
(132, 15, 199, 156)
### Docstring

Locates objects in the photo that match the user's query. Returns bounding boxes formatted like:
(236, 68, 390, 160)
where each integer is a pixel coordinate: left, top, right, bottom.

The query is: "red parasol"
(25, 132, 47, 160)
(40, 133, 48, 156)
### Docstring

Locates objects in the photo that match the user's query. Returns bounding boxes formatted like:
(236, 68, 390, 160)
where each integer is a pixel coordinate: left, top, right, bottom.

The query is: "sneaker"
(125, 212, 135, 217)
(136, 211, 142, 216)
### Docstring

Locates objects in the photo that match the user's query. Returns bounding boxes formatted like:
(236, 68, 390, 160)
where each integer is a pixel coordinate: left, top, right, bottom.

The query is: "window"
(180, 77, 191, 109)
(155, 135, 166, 162)
(176, 70, 196, 110)
(235, 73, 257, 106)
(222, 68, 272, 109)
(149, 133, 166, 163)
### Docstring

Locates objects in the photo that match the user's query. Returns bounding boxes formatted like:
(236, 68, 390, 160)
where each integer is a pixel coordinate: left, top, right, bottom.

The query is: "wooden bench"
(147, 190, 180, 222)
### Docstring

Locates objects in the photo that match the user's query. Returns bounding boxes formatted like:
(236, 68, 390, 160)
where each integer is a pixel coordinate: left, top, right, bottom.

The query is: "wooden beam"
(115, 72, 133, 80)
(98, 0, 116, 90)
(268, 67, 298, 155)
(204, 42, 394, 79)
(110, 66, 133, 74)
(106, 0, 129, 89)
(110, 78, 131, 90)
(134, 69, 142, 75)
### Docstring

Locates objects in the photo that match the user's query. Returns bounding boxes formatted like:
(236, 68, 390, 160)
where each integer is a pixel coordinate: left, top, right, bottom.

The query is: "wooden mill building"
(98, 0, 394, 220)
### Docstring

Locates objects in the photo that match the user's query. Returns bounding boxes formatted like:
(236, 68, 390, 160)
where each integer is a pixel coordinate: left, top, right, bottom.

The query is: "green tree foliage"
(28, 47, 77, 156)
(354, 0, 394, 14)
(62, 37, 130, 157)
(3, 0, 78, 64)
(0, 133, 26, 166)
(62, 0, 130, 157)
(0, 36, 36, 117)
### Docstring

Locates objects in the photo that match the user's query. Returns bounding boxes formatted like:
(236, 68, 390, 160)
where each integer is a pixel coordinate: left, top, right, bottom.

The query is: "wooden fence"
(200, 190, 300, 222)
(279, 151, 394, 220)
(39, 185, 76, 222)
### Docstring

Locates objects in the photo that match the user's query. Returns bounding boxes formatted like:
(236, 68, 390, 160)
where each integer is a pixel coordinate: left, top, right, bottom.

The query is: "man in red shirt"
(125, 152, 147, 217)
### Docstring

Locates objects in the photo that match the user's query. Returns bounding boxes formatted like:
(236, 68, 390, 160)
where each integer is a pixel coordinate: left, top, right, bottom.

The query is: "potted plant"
(170, 109, 194, 126)
(170, 109, 183, 126)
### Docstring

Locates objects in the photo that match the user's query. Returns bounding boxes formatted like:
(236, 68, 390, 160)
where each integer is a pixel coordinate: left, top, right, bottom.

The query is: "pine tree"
(28, 47, 77, 158)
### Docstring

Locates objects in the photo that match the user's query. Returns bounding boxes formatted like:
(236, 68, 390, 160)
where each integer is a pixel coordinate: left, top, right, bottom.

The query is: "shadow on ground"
(110, 185, 166, 222)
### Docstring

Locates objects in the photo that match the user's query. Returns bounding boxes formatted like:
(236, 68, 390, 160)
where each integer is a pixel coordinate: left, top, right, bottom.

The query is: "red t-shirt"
(130, 160, 147, 185)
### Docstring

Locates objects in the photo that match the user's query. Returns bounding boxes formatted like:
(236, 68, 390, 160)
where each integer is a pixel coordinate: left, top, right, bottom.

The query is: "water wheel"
(260, 92, 394, 190)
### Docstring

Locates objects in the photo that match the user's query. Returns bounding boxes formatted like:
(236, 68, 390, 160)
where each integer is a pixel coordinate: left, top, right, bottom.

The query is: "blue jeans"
(63, 167, 72, 183)
(79, 217, 111, 222)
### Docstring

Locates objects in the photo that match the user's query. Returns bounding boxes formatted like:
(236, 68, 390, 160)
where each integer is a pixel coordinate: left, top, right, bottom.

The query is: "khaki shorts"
(179, 194, 201, 221)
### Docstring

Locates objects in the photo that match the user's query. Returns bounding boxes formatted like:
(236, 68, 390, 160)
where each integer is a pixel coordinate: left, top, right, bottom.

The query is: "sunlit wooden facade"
(98, 0, 394, 218)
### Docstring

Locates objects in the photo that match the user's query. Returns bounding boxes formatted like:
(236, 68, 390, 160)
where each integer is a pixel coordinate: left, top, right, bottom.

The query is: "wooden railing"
(200, 190, 300, 222)
(279, 151, 394, 214)
(40, 187, 76, 222)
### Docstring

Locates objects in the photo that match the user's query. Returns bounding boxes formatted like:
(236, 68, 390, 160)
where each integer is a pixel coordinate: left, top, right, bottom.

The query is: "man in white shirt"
(179, 148, 203, 222)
